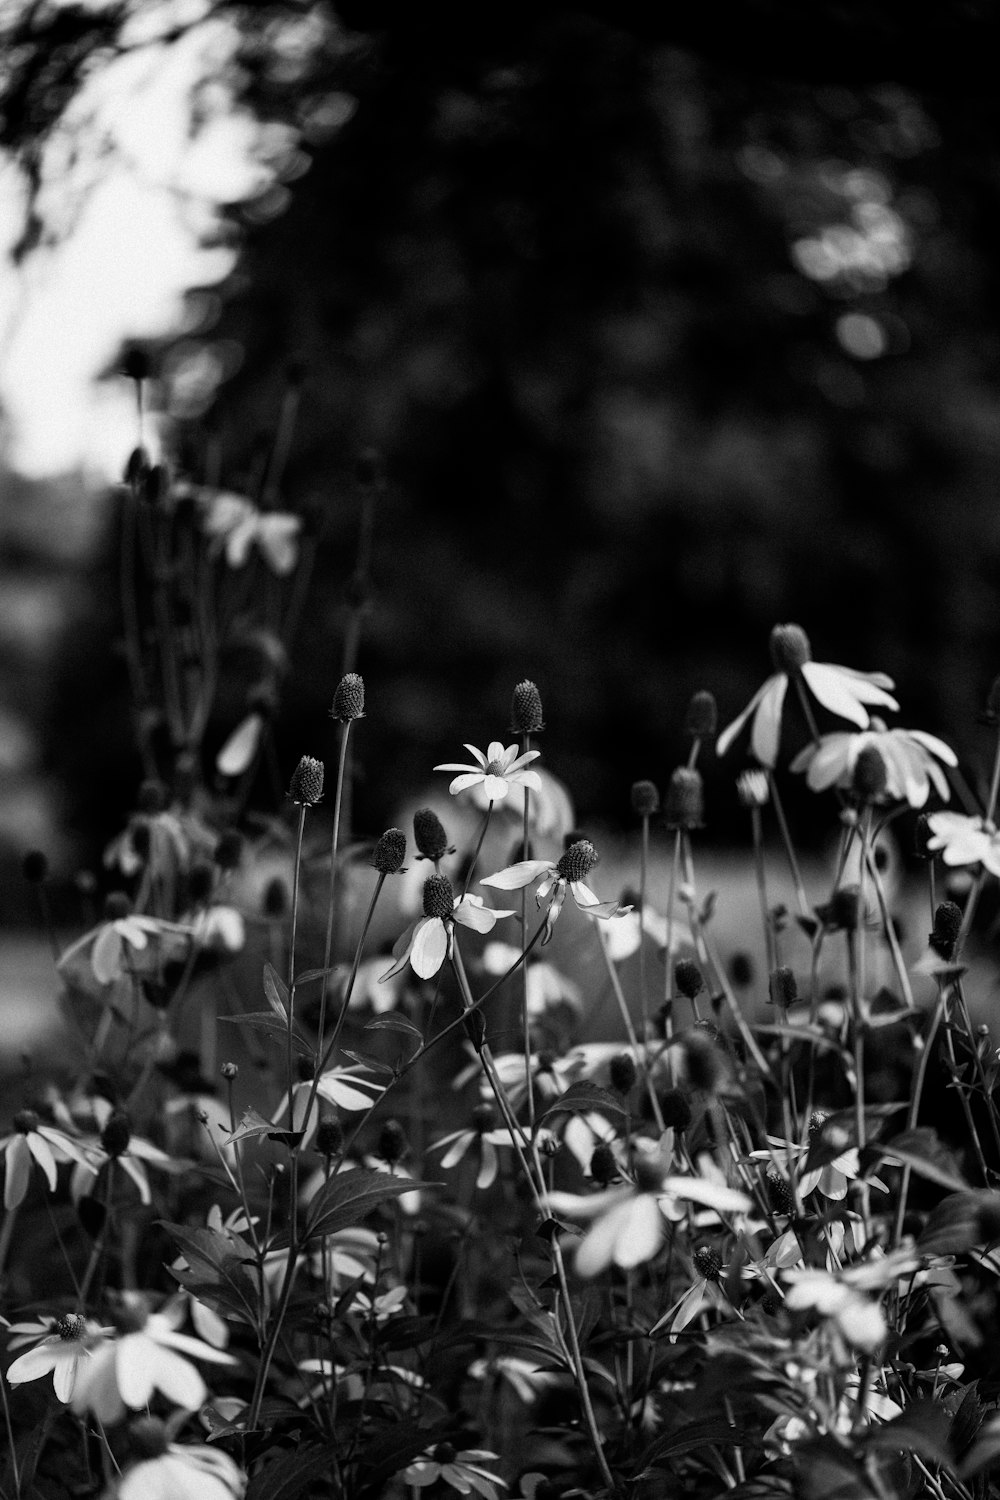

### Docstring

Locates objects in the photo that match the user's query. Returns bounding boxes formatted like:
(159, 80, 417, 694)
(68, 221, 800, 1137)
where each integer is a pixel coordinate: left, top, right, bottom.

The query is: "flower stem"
(317, 720, 354, 1066)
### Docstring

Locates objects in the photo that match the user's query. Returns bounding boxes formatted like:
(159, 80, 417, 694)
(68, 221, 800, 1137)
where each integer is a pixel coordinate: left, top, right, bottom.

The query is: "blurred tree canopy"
(3, 0, 1000, 843)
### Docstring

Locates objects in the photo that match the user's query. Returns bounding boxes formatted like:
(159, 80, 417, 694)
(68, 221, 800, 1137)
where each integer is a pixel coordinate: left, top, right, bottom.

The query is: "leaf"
(878, 1128, 969, 1193)
(352, 1419, 453, 1498)
(303, 1168, 436, 1244)
(246, 1446, 334, 1500)
(864, 1401, 952, 1466)
(958, 1413, 1000, 1480)
(365, 1014, 424, 1041)
(263, 961, 290, 1021)
(537, 1081, 629, 1127)
(638, 1417, 756, 1470)
(161, 1222, 260, 1327)
(917, 1190, 1000, 1255)
(221, 1106, 282, 1147)
(220, 1011, 312, 1055)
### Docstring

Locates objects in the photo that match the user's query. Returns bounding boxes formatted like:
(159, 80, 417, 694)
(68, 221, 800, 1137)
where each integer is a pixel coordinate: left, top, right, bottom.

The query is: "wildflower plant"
(7, 401, 1000, 1500)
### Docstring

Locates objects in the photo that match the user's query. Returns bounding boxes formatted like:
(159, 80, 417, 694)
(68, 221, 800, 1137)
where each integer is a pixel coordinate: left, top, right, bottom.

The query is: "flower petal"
(448, 772, 487, 795)
(481, 775, 512, 801)
(750, 675, 789, 769)
(481, 860, 554, 891)
(410, 917, 448, 979)
(716, 678, 773, 759)
(91, 925, 124, 985)
(4, 1136, 31, 1209)
(26, 1133, 58, 1192)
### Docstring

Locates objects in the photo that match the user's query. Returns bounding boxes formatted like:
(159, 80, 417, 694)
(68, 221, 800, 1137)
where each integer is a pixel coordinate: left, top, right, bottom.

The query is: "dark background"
(3, 0, 1000, 872)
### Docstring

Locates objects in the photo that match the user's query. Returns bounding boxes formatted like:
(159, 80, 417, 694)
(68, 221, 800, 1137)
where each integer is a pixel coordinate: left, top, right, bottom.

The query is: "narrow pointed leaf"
(263, 962, 290, 1021)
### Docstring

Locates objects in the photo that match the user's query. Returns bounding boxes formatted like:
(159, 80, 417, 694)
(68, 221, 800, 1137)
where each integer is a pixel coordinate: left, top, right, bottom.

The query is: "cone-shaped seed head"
(101, 1109, 131, 1158)
(930, 901, 963, 960)
(853, 745, 888, 802)
(693, 1246, 722, 1281)
(769, 623, 812, 672)
(413, 807, 450, 860)
(630, 780, 660, 817)
(372, 828, 407, 874)
(422, 874, 455, 918)
(664, 767, 704, 829)
(685, 690, 718, 739)
(556, 840, 599, 882)
(288, 755, 324, 805)
(331, 673, 365, 722)
(510, 679, 544, 735)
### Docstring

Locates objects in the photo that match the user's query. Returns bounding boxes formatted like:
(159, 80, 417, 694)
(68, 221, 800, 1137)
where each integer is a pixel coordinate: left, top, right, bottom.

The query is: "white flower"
(187, 905, 246, 953)
(782, 1269, 887, 1351)
(6, 1315, 113, 1402)
(790, 721, 956, 807)
(202, 489, 301, 575)
(110, 1426, 245, 1500)
(435, 741, 541, 803)
(925, 811, 1000, 876)
(71, 1296, 236, 1423)
(382, 876, 515, 981)
(481, 839, 630, 944)
(716, 624, 898, 769)
(272, 1067, 386, 1147)
(0, 1110, 87, 1209)
(59, 910, 188, 986)
(547, 1153, 750, 1278)
(430, 1114, 517, 1190)
(468, 1355, 559, 1404)
(404, 1446, 507, 1499)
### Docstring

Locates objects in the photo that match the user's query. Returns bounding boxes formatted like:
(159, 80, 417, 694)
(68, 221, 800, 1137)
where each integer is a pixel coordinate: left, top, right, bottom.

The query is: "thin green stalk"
(766, 772, 811, 918)
(638, 811, 651, 1042)
(286, 804, 309, 1127)
(594, 924, 664, 1132)
(317, 720, 354, 1065)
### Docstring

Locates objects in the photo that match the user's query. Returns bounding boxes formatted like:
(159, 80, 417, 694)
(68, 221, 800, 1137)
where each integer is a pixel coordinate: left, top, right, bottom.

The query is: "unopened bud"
(769, 623, 812, 673)
(768, 966, 799, 1008)
(680, 1030, 727, 1093)
(685, 691, 718, 740)
(658, 1088, 693, 1130)
(663, 767, 704, 830)
(930, 901, 963, 961)
(372, 828, 407, 874)
(378, 1119, 408, 1164)
(288, 756, 324, 806)
(316, 1116, 344, 1157)
(413, 808, 451, 862)
(510, 680, 545, 735)
(609, 1052, 637, 1094)
(630, 780, 660, 817)
(331, 673, 365, 723)
(220, 1062, 239, 1081)
(674, 960, 705, 1000)
(852, 745, 888, 802)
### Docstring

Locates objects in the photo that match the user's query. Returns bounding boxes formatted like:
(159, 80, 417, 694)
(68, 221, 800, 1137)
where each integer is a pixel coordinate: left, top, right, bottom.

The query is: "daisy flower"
(201, 489, 301, 575)
(790, 719, 956, 807)
(782, 1268, 888, 1352)
(716, 623, 898, 769)
(271, 1064, 386, 1147)
(435, 740, 541, 803)
(430, 1106, 518, 1190)
(1, 1108, 87, 1209)
(381, 875, 515, 981)
(547, 1152, 751, 1278)
(467, 1355, 560, 1405)
(70, 1106, 173, 1206)
(925, 811, 1000, 877)
(403, 1443, 507, 1499)
(481, 839, 630, 944)
(58, 903, 189, 987)
(70, 1295, 237, 1424)
(109, 1417, 246, 1500)
(6, 1314, 113, 1402)
(649, 1245, 732, 1338)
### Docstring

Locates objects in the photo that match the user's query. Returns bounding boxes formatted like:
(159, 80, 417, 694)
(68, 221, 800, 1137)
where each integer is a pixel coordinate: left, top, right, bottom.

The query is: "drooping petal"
(410, 917, 449, 979)
(506, 769, 543, 794)
(797, 734, 854, 791)
(546, 1186, 631, 1222)
(454, 896, 514, 934)
(448, 772, 489, 795)
(52, 1350, 81, 1403)
(257, 515, 301, 576)
(316, 1074, 384, 1112)
(481, 775, 513, 801)
(6, 1341, 58, 1384)
(118, 1156, 152, 1204)
(715, 677, 775, 759)
(439, 1132, 474, 1170)
(216, 712, 265, 778)
(750, 674, 789, 769)
(802, 662, 898, 725)
(481, 860, 555, 891)
(476, 1139, 499, 1191)
(26, 1132, 58, 1192)
(5, 1136, 31, 1209)
(91, 924, 124, 985)
(661, 1176, 752, 1214)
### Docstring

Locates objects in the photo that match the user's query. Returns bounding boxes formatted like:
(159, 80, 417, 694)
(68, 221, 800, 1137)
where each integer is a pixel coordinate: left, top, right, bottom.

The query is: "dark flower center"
(769, 623, 812, 673)
(485, 758, 506, 776)
(55, 1315, 86, 1341)
(556, 840, 599, 883)
(13, 1109, 39, 1135)
(422, 875, 455, 919)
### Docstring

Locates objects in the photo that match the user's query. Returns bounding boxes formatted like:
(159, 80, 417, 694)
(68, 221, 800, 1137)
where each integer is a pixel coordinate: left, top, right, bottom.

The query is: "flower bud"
(13, 1109, 39, 1135)
(769, 623, 812, 673)
(674, 960, 705, 1001)
(214, 831, 244, 870)
(331, 673, 365, 723)
(657, 1088, 693, 1130)
(736, 769, 770, 808)
(630, 780, 660, 817)
(288, 755, 324, 806)
(913, 813, 935, 861)
(122, 346, 153, 383)
(680, 1030, 727, 1093)
(929, 901, 963, 961)
(220, 1062, 239, 1081)
(137, 779, 168, 815)
(472, 1103, 495, 1133)
(378, 1118, 408, 1165)
(104, 891, 132, 922)
(663, 767, 704, 830)
(852, 745, 888, 803)
(768, 966, 799, 1008)
(555, 840, 599, 883)
(372, 828, 407, 874)
(316, 1115, 344, 1158)
(413, 807, 451, 861)
(609, 1052, 637, 1094)
(129, 1416, 169, 1459)
(685, 691, 718, 740)
(101, 1110, 131, 1159)
(21, 850, 48, 884)
(422, 874, 455, 918)
(590, 1143, 619, 1185)
(510, 679, 545, 735)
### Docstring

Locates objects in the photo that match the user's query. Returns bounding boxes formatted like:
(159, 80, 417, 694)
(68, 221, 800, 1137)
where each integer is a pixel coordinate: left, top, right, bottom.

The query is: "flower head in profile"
(58, 899, 188, 987)
(1, 1108, 87, 1209)
(547, 1151, 750, 1278)
(6, 1314, 113, 1402)
(201, 489, 301, 575)
(403, 1444, 506, 1499)
(381, 875, 515, 981)
(716, 624, 898, 769)
(925, 812, 1000, 877)
(430, 1106, 517, 1191)
(481, 839, 630, 944)
(435, 741, 542, 803)
(108, 1417, 246, 1500)
(790, 719, 956, 808)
